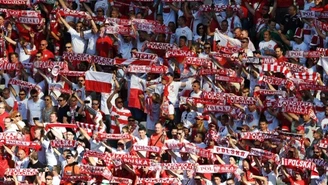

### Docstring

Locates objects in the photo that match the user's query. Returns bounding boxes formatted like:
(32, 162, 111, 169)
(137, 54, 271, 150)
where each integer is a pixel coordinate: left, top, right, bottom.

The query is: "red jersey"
(96, 36, 114, 57)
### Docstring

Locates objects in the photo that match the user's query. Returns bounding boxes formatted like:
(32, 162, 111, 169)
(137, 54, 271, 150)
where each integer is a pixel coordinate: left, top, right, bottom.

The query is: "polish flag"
(128, 75, 145, 109)
(85, 71, 113, 93)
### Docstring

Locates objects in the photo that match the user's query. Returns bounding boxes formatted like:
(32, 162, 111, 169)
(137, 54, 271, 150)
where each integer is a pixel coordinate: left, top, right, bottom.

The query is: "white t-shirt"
(135, 136, 149, 157)
(181, 110, 197, 129)
(84, 30, 99, 55)
(259, 40, 277, 56)
(4, 97, 15, 113)
(175, 26, 193, 45)
(17, 98, 28, 120)
(42, 139, 58, 166)
(243, 108, 260, 129)
(162, 4, 176, 26)
(16, 43, 35, 63)
(118, 35, 133, 59)
(290, 41, 309, 65)
(321, 118, 328, 134)
(12, 156, 29, 182)
(68, 27, 86, 53)
(27, 99, 45, 125)
(165, 81, 182, 108)
(72, 83, 86, 106)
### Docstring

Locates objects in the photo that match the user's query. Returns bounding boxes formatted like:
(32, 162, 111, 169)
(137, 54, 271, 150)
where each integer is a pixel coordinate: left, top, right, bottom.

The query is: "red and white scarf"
(165, 49, 195, 58)
(285, 50, 322, 58)
(80, 164, 108, 175)
(293, 72, 318, 81)
(44, 123, 78, 131)
(0, 62, 20, 70)
(0, 0, 30, 6)
(253, 89, 286, 97)
(134, 22, 170, 34)
(184, 57, 212, 68)
(97, 133, 132, 141)
(126, 65, 168, 74)
(200, 4, 240, 12)
(9, 78, 42, 91)
(5, 168, 38, 176)
(281, 158, 316, 171)
(199, 68, 236, 77)
(63, 52, 92, 62)
(132, 52, 158, 60)
(57, 9, 92, 19)
(299, 84, 328, 91)
(204, 104, 232, 113)
(250, 148, 279, 163)
(105, 25, 133, 36)
(282, 62, 308, 73)
(262, 64, 292, 78)
(196, 164, 237, 173)
(5, 140, 41, 150)
(76, 122, 102, 132)
(258, 74, 295, 90)
(226, 95, 256, 105)
(133, 144, 161, 153)
(212, 146, 249, 158)
(33, 61, 67, 69)
(50, 140, 76, 148)
(59, 71, 85, 76)
(144, 42, 178, 51)
(137, 178, 181, 184)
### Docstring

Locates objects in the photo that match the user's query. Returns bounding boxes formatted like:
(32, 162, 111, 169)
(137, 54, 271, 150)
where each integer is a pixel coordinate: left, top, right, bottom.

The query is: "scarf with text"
(199, 68, 236, 77)
(80, 164, 108, 176)
(44, 123, 78, 131)
(97, 133, 132, 141)
(59, 71, 85, 77)
(5, 169, 38, 176)
(204, 104, 232, 113)
(253, 89, 286, 97)
(0, 0, 30, 6)
(196, 164, 237, 173)
(9, 78, 42, 91)
(50, 140, 76, 148)
(132, 52, 158, 60)
(5, 140, 41, 150)
(200, 4, 240, 12)
(127, 65, 167, 74)
(137, 178, 181, 184)
(165, 49, 196, 58)
(281, 158, 316, 171)
(212, 146, 249, 158)
(144, 42, 178, 51)
(285, 50, 322, 58)
(258, 74, 295, 90)
(184, 57, 212, 68)
(56, 9, 92, 19)
(215, 75, 243, 83)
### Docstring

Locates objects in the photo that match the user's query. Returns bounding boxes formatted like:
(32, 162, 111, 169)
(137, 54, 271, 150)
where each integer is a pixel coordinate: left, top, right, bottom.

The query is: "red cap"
(281, 126, 290, 132)
(296, 126, 305, 132)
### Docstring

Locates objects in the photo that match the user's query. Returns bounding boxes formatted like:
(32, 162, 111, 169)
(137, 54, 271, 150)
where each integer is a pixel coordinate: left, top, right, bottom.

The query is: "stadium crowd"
(0, 0, 327, 184)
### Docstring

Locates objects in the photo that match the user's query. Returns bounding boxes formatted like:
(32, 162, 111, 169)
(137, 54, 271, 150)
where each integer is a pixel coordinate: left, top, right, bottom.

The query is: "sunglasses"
(19, 93, 25, 96)
(36, 55, 42, 58)
(92, 103, 99, 105)
(58, 99, 63, 102)
(15, 115, 21, 117)
(45, 99, 51, 101)
(32, 95, 38, 98)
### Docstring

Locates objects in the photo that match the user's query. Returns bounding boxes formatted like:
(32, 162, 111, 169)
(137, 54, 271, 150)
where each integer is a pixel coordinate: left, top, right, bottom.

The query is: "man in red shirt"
(148, 123, 168, 148)
(0, 102, 9, 131)
(275, 46, 288, 64)
(96, 25, 113, 58)
(24, 40, 54, 61)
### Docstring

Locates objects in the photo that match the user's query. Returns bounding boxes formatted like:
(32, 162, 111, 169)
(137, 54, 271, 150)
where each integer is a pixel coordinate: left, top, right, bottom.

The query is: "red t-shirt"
(96, 36, 113, 57)
(0, 112, 9, 131)
(288, 177, 306, 185)
(30, 49, 55, 61)
(0, 155, 10, 178)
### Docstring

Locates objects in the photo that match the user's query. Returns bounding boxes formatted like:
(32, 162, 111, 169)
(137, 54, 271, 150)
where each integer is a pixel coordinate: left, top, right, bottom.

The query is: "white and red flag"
(85, 71, 113, 93)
